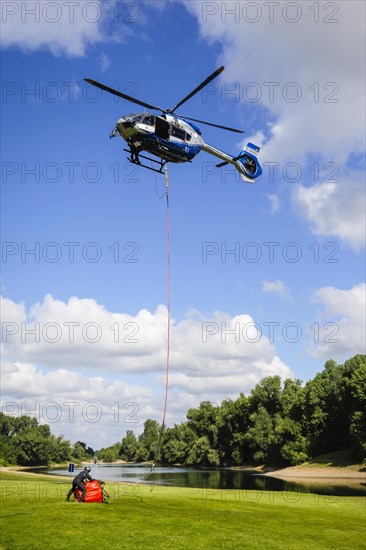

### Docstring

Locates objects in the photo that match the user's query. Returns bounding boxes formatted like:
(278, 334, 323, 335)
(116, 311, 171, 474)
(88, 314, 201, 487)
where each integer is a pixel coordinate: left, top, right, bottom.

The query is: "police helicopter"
(84, 66, 262, 182)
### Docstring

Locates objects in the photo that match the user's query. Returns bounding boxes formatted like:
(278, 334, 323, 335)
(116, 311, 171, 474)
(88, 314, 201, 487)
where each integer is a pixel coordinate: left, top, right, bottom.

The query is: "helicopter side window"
(171, 126, 186, 141)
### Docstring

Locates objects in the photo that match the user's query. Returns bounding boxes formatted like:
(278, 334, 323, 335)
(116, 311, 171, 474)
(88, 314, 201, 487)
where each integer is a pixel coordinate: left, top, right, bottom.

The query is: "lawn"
(0, 472, 365, 550)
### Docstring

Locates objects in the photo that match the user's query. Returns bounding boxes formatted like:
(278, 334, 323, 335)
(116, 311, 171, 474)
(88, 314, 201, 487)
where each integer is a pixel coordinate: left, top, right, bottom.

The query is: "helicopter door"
(155, 117, 170, 139)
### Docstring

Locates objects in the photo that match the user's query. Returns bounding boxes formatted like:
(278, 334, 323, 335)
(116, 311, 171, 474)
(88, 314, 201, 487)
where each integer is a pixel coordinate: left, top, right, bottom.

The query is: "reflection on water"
(37, 464, 366, 497)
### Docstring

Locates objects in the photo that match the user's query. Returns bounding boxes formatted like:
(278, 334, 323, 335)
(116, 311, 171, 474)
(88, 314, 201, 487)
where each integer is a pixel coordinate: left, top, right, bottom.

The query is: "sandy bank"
(0, 466, 67, 480)
(264, 466, 366, 481)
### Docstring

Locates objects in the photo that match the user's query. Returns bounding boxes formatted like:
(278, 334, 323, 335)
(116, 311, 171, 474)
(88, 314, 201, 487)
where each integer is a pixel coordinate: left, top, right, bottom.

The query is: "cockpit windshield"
(129, 113, 155, 125)
(142, 115, 155, 126)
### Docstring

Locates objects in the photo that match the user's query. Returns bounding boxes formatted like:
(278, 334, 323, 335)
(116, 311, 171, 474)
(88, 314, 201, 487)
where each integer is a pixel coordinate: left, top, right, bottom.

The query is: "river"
(35, 463, 366, 497)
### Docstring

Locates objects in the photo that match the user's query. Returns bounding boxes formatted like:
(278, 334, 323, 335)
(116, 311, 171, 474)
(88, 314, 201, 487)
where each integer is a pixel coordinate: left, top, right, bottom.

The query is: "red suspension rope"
(141, 166, 171, 482)
(162, 165, 171, 427)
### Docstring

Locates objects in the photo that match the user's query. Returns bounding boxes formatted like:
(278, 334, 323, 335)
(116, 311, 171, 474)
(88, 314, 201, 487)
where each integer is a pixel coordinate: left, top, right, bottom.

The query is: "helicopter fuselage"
(114, 112, 204, 164)
(85, 67, 262, 181)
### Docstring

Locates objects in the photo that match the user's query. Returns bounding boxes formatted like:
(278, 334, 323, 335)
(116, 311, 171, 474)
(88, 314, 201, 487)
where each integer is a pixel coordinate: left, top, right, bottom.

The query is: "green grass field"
(0, 472, 365, 550)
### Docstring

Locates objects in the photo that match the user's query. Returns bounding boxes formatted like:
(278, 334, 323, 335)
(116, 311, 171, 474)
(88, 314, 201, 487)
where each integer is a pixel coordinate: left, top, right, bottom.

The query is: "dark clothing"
(66, 470, 94, 502)
(73, 471, 93, 485)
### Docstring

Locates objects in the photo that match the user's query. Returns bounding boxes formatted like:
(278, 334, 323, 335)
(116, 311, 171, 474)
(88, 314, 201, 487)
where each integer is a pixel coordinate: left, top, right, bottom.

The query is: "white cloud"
(1, 358, 154, 448)
(99, 51, 111, 71)
(1, 0, 106, 56)
(261, 280, 290, 299)
(309, 283, 366, 360)
(1, 294, 293, 444)
(184, 1, 365, 165)
(267, 194, 281, 214)
(1, 294, 168, 373)
(292, 172, 366, 250)
(182, 1, 365, 250)
(1, 294, 292, 378)
(166, 353, 291, 396)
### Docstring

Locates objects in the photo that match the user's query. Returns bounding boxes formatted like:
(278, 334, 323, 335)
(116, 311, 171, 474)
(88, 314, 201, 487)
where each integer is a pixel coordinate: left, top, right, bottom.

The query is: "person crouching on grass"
(66, 467, 94, 502)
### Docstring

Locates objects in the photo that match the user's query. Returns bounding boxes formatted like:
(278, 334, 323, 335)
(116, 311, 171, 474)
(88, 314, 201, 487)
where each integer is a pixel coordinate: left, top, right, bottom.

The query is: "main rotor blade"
(179, 115, 245, 134)
(84, 79, 163, 112)
(169, 66, 225, 113)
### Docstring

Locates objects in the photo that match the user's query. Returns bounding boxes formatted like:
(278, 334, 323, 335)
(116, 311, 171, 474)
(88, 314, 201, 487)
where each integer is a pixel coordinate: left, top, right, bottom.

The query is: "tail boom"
(202, 142, 262, 183)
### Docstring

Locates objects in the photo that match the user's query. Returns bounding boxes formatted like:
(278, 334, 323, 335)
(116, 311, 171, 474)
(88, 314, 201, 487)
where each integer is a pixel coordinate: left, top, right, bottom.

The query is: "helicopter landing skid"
(123, 149, 167, 174)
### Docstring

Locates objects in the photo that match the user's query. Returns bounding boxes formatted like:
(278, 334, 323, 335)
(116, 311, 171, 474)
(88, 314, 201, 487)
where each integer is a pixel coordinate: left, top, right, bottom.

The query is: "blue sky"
(1, 1, 365, 448)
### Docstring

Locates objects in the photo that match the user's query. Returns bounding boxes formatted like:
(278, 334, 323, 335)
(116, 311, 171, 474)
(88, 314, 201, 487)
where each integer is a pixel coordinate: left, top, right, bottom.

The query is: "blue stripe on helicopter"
(181, 119, 202, 135)
(130, 134, 202, 159)
(246, 142, 260, 153)
(169, 141, 202, 158)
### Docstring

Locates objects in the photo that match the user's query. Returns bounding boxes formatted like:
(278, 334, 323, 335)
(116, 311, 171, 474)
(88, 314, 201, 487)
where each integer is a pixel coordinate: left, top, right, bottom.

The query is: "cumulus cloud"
(1, 294, 291, 377)
(261, 280, 291, 299)
(292, 172, 366, 250)
(308, 283, 366, 360)
(1, 358, 154, 448)
(184, 0, 365, 164)
(1, 0, 108, 56)
(166, 352, 291, 395)
(99, 51, 111, 71)
(267, 194, 281, 214)
(1, 294, 293, 443)
(183, 1, 365, 249)
(1, 294, 167, 373)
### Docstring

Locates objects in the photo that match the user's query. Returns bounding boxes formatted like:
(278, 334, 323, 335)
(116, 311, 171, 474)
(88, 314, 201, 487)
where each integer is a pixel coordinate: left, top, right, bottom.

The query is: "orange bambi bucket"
(74, 480, 105, 503)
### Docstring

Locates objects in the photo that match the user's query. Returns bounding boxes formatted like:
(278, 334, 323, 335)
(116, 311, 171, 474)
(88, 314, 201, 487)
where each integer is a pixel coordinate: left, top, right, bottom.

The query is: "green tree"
(133, 442, 149, 462)
(72, 442, 90, 460)
(0, 435, 17, 465)
(216, 395, 251, 465)
(249, 376, 282, 416)
(0, 412, 15, 437)
(186, 436, 219, 466)
(281, 378, 305, 421)
(161, 423, 196, 464)
(138, 419, 160, 461)
(119, 430, 139, 461)
(97, 442, 120, 462)
(102, 449, 116, 463)
(75, 441, 95, 456)
(13, 431, 52, 465)
(342, 354, 366, 459)
(245, 406, 278, 463)
(304, 359, 349, 455)
(186, 401, 219, 447)
(275, 417, 308, 465)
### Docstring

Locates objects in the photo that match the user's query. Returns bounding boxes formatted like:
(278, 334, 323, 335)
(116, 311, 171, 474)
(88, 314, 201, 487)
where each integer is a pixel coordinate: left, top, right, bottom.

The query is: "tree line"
(1, 354, 365, 467)
(0, 413, 94, 466)
(99, 354, 366, 466)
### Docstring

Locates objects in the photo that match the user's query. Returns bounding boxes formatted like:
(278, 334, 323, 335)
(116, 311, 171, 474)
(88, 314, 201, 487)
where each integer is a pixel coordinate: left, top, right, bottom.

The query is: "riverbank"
(0, 465, 68, 480)
(228, 450, 365, 481)
(263, 465, 366, 481)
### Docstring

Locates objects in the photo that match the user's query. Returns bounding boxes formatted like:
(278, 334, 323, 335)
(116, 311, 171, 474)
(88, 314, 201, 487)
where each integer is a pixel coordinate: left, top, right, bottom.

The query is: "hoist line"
(139, 165, 171, 483)
(162, 164, 171, 431)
